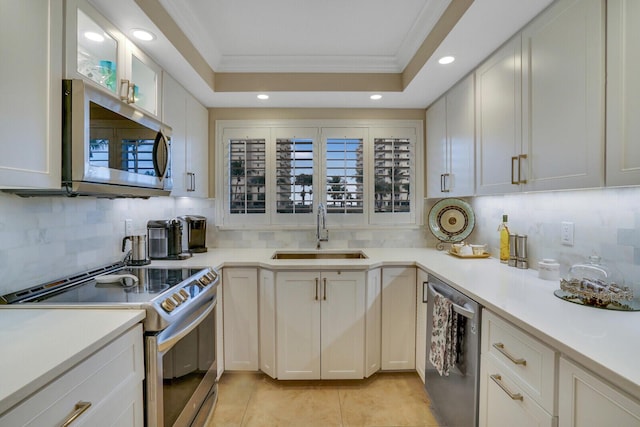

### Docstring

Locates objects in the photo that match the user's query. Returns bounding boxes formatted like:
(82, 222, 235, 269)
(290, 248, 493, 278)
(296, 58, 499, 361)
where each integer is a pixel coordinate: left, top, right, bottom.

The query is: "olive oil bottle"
(498, 215, 510, 263)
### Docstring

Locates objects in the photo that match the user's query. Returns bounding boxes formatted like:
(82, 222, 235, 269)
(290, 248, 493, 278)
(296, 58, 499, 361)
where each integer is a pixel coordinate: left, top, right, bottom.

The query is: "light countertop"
(0, 308, 145, 415)
(154, 247, 640, 400)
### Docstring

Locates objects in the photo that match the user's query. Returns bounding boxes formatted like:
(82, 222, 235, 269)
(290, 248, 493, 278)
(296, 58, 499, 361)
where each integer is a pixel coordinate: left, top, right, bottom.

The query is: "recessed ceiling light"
(438, 56, 455, 65)
(84, 31, 104, 42)
(370, 94, 382, 100)
(257, 94, 269, 100)
(132, 29, 155, 41)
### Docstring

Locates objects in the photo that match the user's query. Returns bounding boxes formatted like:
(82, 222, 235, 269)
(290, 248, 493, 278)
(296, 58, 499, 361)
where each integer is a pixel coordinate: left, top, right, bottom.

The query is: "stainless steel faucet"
(316, 203, 329, 249)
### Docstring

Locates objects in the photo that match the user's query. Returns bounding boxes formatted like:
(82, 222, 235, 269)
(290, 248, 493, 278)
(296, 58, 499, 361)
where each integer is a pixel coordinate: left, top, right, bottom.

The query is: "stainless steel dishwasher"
(424, 274, 481, 427)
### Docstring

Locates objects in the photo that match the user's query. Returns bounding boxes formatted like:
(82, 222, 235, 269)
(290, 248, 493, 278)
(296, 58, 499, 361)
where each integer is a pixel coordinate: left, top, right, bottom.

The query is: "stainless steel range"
(1, 262, 220, 427)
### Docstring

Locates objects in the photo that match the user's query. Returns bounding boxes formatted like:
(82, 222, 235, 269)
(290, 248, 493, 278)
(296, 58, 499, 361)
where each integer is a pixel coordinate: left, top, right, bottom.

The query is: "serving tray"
(448, 250, 490, 259)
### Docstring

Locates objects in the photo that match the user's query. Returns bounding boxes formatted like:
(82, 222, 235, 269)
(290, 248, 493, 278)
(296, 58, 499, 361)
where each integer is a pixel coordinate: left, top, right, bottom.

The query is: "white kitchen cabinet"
(606, 0, 640, 186)
(520, 0, 604, 192)
(475, 34, 523, 195)
(381, 267, 416, 370)
(163, 73, 209, 197)
(0, 325, 144, 426)
(365, 267, 382, 377)
(559, 357, 640, 427)
(479, 310, 558, 427)
(276, 270, 365, 380)
(415, 268, 428, 383)
(65, 0, 161, 117)
(426, 74, 475, 198)
(216, 277, 225, 378)
(259, 268, 276, 378)
(476, 0, 604, 195)
(0, 0, 62, 189)
(222, 268, 259, 371)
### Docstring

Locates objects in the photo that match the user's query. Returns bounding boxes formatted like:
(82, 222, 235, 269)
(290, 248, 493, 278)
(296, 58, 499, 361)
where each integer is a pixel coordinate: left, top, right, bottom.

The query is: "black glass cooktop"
(29, 267, 204, 304)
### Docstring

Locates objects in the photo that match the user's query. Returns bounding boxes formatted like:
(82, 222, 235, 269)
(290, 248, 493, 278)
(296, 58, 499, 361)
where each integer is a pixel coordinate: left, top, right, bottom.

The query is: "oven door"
(146, 296, 217, 427)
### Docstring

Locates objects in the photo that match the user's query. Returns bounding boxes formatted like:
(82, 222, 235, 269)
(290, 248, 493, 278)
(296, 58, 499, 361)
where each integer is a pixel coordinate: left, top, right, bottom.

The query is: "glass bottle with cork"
(498, 214, 510, 263)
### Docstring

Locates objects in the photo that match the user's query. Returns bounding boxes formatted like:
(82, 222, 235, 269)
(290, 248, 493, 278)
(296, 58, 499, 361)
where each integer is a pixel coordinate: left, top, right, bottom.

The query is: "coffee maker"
(147, 219, 191, 260)
(179, 215, 208, 253)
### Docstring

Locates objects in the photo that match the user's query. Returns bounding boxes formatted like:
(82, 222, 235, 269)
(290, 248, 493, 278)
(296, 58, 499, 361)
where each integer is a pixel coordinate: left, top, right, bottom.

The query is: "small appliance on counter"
(147, 219, 192, 260)
(179, 215, 208, 253)
(122, 234, 150, 265)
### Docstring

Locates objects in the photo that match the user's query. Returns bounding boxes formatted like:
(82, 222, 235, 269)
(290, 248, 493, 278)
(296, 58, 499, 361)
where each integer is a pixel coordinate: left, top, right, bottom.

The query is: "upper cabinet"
(0, 0, 63, 189)
(606, 0, 640, 186)
(163, 73, 209, 198)
(426, 74, 475, 198)
(521, 0, 604, 192)
(475, 35, 523, 195)
(65, 0, 162, 117)
(475, 0, 604, 195)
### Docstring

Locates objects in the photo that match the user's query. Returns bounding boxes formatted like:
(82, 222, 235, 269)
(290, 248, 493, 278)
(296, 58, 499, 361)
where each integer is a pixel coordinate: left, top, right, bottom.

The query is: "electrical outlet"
(561, 221, 574, 246)
(125, 219, 133, 236)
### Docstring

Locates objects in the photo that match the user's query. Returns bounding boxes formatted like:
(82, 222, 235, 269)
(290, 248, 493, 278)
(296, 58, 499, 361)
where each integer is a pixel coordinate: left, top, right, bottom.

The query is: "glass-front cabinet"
(65, 0, 161, 117)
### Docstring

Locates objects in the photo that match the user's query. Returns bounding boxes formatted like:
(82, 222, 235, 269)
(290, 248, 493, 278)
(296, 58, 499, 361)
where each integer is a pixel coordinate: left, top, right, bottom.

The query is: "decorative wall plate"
(428, 198, 475, 247)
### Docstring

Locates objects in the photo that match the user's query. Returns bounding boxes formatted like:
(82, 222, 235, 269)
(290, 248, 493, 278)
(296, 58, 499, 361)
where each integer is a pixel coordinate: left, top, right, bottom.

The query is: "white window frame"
(216, 120, 423, 230)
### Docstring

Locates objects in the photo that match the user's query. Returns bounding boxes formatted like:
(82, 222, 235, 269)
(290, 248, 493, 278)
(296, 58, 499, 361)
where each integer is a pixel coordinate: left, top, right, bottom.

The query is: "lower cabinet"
(558, 357, 640, 427)
(479, 310, 557, 427)
(276, 270, 365, 380)
(222, 268, 259, 371)
(259, 268, 276, 378)
(1, 325, 144, 426)
(381, 267, 416, 370)
(415, 268, 429, 383)
(365, 268, 382, 377)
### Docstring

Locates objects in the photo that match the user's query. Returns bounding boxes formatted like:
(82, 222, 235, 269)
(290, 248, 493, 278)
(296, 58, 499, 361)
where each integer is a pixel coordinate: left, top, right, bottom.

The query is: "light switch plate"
(125, 219, 133, 236)
(561, 221, 574, 246)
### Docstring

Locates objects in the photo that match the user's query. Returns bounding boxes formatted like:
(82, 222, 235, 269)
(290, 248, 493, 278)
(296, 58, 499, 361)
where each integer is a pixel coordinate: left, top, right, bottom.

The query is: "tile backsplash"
(0, 192, 215, 295)
(2, 185, 640, 297)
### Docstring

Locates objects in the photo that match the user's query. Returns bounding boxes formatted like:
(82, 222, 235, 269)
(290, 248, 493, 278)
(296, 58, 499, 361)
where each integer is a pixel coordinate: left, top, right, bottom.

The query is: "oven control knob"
(179, 289, 189, 300)
(172, 293, 184, 305)
(200, 275, 211, 285)
(161, 298, 176, 313)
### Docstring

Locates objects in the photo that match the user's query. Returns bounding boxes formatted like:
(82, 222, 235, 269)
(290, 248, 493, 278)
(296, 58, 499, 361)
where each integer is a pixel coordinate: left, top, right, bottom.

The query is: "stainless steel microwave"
(8, 79, 172, 198)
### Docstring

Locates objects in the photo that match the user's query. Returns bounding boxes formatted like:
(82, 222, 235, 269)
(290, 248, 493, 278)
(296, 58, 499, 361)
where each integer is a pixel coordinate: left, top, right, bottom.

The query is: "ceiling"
(90, 0, 555, 109)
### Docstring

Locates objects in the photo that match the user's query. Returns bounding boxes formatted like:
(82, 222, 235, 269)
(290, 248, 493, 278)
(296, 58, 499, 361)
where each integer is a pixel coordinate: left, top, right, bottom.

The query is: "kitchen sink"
(271, 250, 368, 260)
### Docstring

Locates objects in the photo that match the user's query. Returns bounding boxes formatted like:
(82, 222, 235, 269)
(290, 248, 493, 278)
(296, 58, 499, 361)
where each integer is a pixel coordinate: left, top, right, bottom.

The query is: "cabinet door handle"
(120, 79, 130, 102)
(490, 374, 524, 401)
(61, 401, 92, 426)
(443, 173, 451, 192)
(518, 154, 527, 184)
(315, 278, 319, 301)
(323, 278, 327, 301)
(511, 156, 519, 185)
(440, 174, 445, 192)
(492, 343, 527, 365)
(187, 172, 196, 192)
(422, 281, 428, 303)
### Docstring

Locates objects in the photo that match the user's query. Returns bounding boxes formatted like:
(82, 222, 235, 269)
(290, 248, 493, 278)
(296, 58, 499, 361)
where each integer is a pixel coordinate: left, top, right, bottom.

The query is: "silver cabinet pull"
(61, 401, 92, 426)
(443, 173, 450, 192)
(315, 278, 319, 301)
(490, 374, 524, 401)
(187, 172, 196, 192)
(492, 343, 527, 365)
(323, 278, 327, 300)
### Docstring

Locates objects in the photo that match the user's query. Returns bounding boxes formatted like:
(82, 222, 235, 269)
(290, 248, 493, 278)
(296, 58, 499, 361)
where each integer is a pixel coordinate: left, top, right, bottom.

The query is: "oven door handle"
(157, 298, 216, 353)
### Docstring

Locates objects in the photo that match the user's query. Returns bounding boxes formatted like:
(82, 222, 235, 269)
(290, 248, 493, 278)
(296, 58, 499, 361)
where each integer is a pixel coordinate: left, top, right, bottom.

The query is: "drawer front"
(1, 325, 144, 426)
(482, 310, 557, 414)
(480, 354, 557, 427)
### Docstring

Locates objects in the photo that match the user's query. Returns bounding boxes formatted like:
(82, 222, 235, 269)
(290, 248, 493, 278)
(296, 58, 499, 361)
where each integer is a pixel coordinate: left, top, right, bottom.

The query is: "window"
(374, 138, 411, 213)
(325, 138, 364, 214)
(218, 121, 422, 228)
(276, 138, 314, 214)
(229, 138, 266, 214)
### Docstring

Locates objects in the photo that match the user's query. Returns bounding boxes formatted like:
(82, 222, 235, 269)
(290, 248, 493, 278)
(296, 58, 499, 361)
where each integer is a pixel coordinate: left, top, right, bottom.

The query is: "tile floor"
(208, 371, 442, 427)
